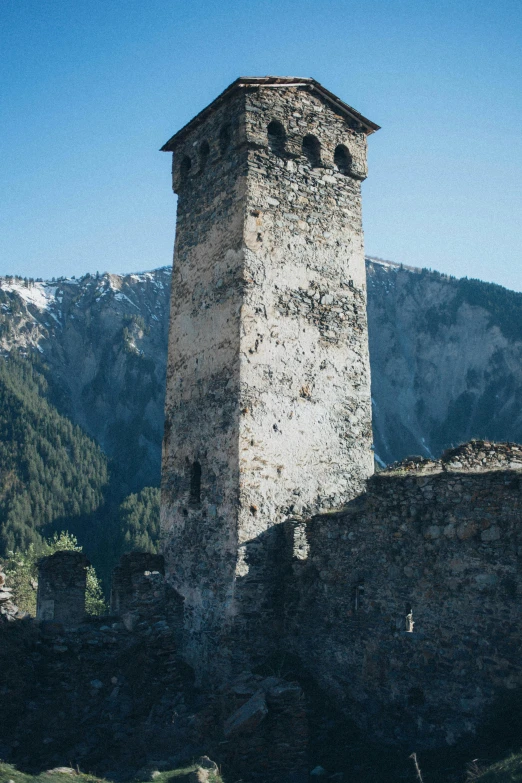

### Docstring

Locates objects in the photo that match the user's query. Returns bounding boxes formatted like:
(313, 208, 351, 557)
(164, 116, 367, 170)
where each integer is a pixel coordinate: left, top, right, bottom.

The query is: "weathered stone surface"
(110, 553, 184, 642)
(36, 551, 89, 627)
(220, 672, 308, 782)
(198, 756, 218, 772)
(283, 446, 522, 747)
(223, 690, 268, 737)
(46, 768, 76, 775)
(0, 570, 24, 624)
(161, 76, 377, 681)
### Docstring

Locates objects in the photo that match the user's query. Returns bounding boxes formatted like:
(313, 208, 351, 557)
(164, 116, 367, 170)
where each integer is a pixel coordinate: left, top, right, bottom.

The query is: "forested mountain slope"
(0, 357, 108, 554)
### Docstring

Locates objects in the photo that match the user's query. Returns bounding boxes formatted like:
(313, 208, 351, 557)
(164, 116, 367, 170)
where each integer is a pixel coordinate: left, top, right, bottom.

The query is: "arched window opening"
(180, 155, 192, 182)
(334, 145, 352, 176)
(219, 124, 232, 154)
(302, 134, 322, 167)
(199, 140, 210, 171)
(267, 120, 286, 157)
(189, 460, 202, 505)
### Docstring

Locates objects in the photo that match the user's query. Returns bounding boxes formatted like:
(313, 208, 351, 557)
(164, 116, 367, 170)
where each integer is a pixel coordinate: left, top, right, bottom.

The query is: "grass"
(0, 763, 223, 783)
(0, 764, 105, 783)
(475, 752, 522, 782)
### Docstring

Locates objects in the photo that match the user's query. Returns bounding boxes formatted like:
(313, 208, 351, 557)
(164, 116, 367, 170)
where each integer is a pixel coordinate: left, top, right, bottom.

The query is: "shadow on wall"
(276, 461, 522, 748)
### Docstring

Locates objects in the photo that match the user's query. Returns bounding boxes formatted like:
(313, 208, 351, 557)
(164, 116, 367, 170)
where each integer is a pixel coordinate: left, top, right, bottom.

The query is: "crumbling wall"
(283, 442, 522, 747)
(110, 552, 184, 639)
(36, 551, 90, 627)
(220, 672, 308, 782)
(0, 613, 197, 778)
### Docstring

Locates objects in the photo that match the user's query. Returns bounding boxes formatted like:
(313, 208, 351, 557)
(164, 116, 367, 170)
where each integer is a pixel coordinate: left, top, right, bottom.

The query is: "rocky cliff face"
(367, 259, 522, 465)
(1, 259, 521, 481)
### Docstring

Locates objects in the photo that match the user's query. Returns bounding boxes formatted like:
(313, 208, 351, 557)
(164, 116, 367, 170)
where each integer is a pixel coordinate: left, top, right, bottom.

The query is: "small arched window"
(180, 155, 192, 182)
(219, 124, 231, 154)
(189, 460, 201, 505)
(267, 120, 286, 157)
(334, 145, 352, 176)
(199, 140, 210, 172)
(302, 135, 322, 167)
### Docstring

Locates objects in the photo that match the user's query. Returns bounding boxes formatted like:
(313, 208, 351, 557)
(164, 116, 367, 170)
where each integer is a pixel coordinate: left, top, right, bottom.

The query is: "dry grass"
(0, 763, 224, 783)
(473, 753, 522, 782)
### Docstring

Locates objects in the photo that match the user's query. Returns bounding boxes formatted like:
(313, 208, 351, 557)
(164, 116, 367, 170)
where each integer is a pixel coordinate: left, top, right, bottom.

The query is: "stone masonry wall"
(282, 442, 522, 747)
(110, 552, 184, 640)
(161, 79, 376, 682)
(36, 551, 90, 627)
(161, 85, 248, 681)
(238, 84, 373, 537)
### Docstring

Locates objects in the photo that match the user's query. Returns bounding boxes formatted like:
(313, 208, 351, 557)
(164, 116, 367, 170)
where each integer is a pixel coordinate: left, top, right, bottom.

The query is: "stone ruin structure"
(160, 76, 379, 680)
(282, 440, 522, 746)
(36, 550, 90, 626)
(110, 551, 184, 637)
(2, 75, 522, 783)
(110, 551, 165, 616)
(158, 75, 522, 753)
(2, 550, 307, 782)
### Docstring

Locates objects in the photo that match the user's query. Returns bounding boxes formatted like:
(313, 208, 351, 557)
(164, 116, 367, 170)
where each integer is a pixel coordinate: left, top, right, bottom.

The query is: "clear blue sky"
(1, 0, 521, 290)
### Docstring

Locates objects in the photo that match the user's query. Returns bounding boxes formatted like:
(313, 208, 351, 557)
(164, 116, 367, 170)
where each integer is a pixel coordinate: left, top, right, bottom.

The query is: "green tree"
(118, 486, 160, 553)
(0, 356, 109, 556)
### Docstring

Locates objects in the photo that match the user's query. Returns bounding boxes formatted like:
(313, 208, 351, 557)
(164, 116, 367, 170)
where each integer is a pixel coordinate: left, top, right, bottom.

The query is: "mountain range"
(1, 259, 521, 572)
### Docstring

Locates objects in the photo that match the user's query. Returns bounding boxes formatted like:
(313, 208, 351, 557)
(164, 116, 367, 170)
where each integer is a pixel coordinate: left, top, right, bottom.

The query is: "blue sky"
(1, 0, 521, 290)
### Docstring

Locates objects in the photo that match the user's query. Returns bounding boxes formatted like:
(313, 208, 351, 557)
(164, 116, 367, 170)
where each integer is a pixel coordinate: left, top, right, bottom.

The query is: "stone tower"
(161, 77, 379, 679)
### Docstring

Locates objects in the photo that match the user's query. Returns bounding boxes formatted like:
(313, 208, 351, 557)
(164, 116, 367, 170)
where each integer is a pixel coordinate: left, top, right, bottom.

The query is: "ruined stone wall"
(110, 552, 165, 617)
(161, 80, 375, 681)
(36, 551, 90, 627)
(283, 443, 522, 747)
(110, 553, 184, 639)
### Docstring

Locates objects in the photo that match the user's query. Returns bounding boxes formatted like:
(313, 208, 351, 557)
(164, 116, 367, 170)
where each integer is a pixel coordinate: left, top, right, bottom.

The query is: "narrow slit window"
(354, 583, 364, 611)
(219, 124, 231, 154)
(302, 134, 322, 167)
(180, 155, 192, 182)
(199, 140, 210, 171)
(189, 461, 202, 504)
(267, 120, 286, 157)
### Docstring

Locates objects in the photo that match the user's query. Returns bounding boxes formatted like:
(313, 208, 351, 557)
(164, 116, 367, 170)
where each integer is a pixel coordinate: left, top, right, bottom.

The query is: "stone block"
(223, 690, 268, 737)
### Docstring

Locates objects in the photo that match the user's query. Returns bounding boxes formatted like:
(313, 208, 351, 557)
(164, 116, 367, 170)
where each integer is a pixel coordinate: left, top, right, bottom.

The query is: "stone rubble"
(1, 554, 307, 783)
(386, 439, 522, 475)
(219, 672, 308, 782)
(0, 569, 25, 624)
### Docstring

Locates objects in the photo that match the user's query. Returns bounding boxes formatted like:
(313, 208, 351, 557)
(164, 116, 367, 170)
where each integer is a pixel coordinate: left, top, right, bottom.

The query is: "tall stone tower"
(161, 77, 379, 679)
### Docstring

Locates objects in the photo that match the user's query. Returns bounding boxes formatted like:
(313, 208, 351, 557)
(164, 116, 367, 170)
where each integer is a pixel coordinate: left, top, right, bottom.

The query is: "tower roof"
(160, 76, 380, 152)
